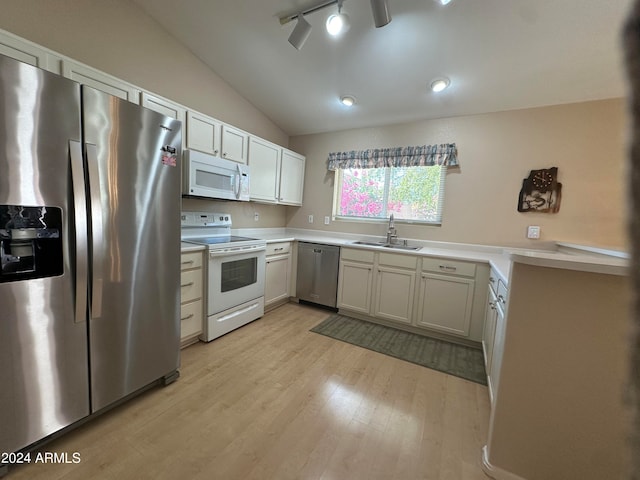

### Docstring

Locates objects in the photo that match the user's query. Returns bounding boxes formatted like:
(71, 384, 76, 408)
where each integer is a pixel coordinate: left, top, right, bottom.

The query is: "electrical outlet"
(324, 216, 330, 225)
(527, 225, 541, 239)
(308, 214, 314, 224)
(254, 212, 259, 222)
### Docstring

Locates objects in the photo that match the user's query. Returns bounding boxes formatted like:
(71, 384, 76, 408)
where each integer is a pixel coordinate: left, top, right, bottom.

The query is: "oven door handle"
(208, 244, 266, 258)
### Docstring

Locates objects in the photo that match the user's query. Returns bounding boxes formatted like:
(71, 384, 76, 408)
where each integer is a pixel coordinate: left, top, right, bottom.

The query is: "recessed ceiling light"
(340, 95, 356, 107)
(430, 78, 450, 93)
(436, 0, 453, 5)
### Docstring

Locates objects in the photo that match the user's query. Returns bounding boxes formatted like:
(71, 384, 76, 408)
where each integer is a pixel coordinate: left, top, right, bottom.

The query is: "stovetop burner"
(180, 211, 265, 250)
(183, 235, 259, 245)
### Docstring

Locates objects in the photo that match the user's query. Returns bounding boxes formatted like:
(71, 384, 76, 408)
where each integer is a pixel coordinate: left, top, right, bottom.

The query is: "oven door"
(208, 246, 266, 315)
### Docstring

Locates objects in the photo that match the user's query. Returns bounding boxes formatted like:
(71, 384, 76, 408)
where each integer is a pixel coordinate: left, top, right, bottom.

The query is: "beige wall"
(0, 0, 288, 147)
(0, 2, 628, 242)
(289, 99, 628, 249)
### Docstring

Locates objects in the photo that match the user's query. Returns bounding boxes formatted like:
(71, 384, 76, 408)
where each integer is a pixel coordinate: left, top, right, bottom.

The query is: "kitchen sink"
(351, 240, 422, 251)
(352, 240, 386, 247)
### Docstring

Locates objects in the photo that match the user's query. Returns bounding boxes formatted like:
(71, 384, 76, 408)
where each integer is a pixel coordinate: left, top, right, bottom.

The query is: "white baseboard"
(481, 446, 528, 480)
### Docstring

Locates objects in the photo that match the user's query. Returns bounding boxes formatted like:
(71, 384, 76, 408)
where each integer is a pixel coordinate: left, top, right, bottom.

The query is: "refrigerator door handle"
(69, 140, 88, 323)
(86, 143, 104, 319)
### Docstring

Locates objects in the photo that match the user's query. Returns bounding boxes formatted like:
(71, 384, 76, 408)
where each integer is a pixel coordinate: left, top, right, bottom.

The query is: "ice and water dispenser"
(0, 205, 63, 282)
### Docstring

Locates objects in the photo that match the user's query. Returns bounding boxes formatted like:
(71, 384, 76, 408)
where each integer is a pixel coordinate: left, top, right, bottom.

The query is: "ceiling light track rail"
(279, 0, 340, 25)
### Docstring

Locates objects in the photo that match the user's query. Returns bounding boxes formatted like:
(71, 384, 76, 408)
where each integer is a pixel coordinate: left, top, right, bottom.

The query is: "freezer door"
(81, 86, 182, 412)
(0, 54, 90, 453)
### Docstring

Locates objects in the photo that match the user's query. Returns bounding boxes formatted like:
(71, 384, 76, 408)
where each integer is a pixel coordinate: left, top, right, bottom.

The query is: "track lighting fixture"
(370, 0, 392, 28)
(326, 0, 350, 36)
(279, 0, 392, 49)
(288, 14, 312, 50)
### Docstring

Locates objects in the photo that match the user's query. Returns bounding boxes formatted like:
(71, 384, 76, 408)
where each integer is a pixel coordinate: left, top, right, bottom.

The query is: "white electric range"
(181, 211, 266, 341)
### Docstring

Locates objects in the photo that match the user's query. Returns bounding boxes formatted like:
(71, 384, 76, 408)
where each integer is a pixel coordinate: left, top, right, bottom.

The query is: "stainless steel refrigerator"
(0, 54, 182, 457)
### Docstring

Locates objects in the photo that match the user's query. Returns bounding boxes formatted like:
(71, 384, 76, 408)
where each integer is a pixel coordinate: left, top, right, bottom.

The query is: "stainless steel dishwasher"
(296, 242, 340, 309)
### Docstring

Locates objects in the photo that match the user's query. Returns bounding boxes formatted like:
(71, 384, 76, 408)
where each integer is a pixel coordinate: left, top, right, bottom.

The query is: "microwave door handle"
(86, 143, 104, 319)
(69, 140, 88, 323)
(235, 163, 242, 199)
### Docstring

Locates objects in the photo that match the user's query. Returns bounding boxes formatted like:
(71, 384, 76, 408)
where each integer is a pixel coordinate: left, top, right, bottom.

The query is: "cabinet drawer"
(180, 299, 202, 340)
(267, 242, 291, 256)
(488, 269, 499, 293)
(180, 268, 203, 303)
(378, 252, 418, 269)
(496, 280, 508, 308)
(181, 251, 203, 270)
(422, 257, 476, 278)
(341, 248, 375, 263)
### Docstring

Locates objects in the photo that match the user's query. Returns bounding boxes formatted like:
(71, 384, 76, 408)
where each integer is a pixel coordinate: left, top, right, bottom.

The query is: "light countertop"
(177, 227, 629, 283)
(180, 242, 206, 253)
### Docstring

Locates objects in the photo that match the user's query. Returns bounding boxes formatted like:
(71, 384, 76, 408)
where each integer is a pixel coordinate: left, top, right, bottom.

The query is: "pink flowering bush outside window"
(337, 166, 444, 223)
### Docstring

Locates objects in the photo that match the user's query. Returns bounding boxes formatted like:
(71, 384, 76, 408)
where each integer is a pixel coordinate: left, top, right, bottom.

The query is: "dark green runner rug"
(310, 314, 487, 385)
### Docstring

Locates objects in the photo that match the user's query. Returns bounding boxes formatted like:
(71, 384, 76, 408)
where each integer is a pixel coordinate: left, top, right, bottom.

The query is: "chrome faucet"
(386, 213, 398, 244)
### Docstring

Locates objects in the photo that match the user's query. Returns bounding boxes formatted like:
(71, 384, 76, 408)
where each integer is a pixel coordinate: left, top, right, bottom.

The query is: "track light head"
(288, 14, 312, 50)
(370, 0, 391, 28)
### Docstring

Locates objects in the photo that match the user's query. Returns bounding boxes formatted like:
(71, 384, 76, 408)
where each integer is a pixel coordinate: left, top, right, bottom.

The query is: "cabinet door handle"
(489, 301, 496, 310)
(489, 276, 496, 282)
(181, 281, 194, 288)
(498, 294, 506, 304)
(181, 313, 194, 321)
(181, 260, 195, 265)
(439, 265, 457, 272)
(274, 247, 284, 251)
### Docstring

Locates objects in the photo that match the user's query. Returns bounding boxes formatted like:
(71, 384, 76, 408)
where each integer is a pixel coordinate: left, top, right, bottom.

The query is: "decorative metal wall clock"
(517, 167, 562, 213)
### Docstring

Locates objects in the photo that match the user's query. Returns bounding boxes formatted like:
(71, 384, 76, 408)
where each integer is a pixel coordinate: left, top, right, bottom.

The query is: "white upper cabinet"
(247, 139, 306, 205)
(186, 111, 222, 156)
(221, 124, 249, 164)
(63, 60, 140, 103)
(278, 149, 305, 206)
(248, 137, 281, 203)
(141, 92, 187, 125)
(0, 30, 60, 73)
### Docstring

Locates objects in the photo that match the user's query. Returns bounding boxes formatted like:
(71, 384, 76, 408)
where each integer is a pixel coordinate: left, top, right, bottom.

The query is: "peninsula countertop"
(232, 228, 629, 283)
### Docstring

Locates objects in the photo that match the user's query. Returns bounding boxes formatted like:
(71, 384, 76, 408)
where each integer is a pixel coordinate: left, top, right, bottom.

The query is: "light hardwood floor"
(8, 302, 490, 480)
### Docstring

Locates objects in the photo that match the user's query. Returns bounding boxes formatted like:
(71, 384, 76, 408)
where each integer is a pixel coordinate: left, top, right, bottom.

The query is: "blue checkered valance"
(327, 143, 458, 171)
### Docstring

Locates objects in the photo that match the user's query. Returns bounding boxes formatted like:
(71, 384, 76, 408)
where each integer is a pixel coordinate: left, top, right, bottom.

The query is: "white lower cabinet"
(373, 253, 417, 324)
(337, 248, 486, 343)
(265, 242, 292, 310)
(483, 269, 508, 404)
(180, 250, 204, 347)
(415, 273, 475, 336)
(337, 249, 374, 314)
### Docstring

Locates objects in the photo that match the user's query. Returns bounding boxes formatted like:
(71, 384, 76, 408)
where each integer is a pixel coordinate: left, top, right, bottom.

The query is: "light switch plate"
(527, 225, 541, 239)
(324, 216, 330, 225)
(308, 215, 314, 224)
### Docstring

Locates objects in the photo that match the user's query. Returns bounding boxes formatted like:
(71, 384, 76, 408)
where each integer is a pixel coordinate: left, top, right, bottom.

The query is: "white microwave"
(183, 150, 250, 201)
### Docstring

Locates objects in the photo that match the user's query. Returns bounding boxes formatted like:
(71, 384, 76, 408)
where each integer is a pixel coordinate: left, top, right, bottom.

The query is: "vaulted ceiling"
(133, 0, 633, 136)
